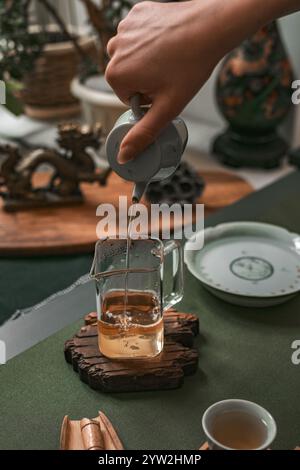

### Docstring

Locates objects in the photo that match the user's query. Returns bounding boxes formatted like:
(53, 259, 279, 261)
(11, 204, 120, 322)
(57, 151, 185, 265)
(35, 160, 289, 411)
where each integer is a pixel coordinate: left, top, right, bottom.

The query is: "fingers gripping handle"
(130, 94, 144, 121)
(130, 93, 148, 202)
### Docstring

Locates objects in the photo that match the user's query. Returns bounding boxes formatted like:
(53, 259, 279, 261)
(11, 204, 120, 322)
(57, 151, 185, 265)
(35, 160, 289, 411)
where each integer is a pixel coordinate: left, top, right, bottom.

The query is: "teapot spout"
(132, 182, 148, 203)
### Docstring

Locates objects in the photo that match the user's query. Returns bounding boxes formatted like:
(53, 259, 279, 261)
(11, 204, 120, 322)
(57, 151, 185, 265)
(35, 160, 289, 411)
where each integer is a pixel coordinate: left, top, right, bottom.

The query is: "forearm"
(190, 0, 300, 59)
(264, 0, 300, 18)
(106, 0, 300, 162)
(234, 0, 300, 26)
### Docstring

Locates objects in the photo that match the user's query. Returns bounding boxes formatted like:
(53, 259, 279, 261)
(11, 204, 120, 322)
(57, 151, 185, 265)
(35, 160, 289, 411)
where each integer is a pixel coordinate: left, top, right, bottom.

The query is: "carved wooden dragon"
(0, 123, 111, 211)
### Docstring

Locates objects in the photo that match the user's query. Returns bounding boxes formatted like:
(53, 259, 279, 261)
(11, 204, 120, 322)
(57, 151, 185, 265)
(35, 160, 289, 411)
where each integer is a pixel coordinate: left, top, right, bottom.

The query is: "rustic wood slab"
(0, 171, 252, 256)
(64, 309, 200, 393)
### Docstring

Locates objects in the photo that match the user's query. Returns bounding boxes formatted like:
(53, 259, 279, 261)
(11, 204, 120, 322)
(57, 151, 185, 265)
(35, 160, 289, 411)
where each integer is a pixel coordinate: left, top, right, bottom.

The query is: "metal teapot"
(106, 94, 188, 202)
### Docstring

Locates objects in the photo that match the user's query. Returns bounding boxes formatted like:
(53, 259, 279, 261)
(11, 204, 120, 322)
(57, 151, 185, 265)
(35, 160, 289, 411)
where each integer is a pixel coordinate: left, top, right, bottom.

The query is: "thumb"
(117, 97, 174, 164)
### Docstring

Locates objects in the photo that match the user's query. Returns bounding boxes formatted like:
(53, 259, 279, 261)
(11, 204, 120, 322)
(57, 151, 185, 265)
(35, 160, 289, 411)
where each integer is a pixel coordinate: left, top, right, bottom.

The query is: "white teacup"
(202, 399, 277, 450)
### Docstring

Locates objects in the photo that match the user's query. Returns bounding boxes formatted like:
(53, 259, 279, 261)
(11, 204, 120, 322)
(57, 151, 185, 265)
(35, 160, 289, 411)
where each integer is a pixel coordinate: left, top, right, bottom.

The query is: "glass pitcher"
(90, 238, 183, 360)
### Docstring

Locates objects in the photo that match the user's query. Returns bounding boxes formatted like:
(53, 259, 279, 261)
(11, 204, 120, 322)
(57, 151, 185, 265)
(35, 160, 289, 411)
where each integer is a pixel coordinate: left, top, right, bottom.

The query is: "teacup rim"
(202, 399, 277, 450)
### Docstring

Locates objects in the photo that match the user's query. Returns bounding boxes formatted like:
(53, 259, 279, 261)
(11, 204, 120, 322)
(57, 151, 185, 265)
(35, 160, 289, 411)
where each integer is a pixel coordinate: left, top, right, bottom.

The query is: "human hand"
(106, 0, 293, 163)
(106, 0, 224, 163)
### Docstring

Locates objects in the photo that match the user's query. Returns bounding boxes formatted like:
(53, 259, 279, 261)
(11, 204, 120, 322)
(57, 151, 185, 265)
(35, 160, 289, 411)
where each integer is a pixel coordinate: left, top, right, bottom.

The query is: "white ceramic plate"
(184, 222, 300, 307)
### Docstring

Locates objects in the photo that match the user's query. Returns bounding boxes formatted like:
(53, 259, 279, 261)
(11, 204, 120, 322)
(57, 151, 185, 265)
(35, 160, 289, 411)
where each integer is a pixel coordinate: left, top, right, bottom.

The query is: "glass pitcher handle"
(163, 240, 184, 311)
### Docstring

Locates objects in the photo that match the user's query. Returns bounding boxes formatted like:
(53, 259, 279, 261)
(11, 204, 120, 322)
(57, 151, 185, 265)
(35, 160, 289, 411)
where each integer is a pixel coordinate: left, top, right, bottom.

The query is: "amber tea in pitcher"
(98, 290, 163, 359)
(91, 239, 183, 360)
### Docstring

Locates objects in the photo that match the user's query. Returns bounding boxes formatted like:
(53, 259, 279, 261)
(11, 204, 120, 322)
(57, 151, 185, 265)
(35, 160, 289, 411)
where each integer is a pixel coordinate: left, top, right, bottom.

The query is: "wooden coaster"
(0, 170, 252, 256)
(64, 309, 199, 393)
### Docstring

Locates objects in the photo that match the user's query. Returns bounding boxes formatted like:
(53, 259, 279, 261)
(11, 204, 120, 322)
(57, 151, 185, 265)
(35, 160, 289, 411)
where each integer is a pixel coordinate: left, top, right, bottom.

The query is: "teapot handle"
(162, 240, 184, 311)
(130, 94, 144, 120)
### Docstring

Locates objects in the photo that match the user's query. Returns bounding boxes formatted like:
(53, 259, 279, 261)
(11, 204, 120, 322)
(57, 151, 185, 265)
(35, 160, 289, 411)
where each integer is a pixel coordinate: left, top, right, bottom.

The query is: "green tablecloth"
(0, 255, 93, 326)
(0, 172, 300, 450)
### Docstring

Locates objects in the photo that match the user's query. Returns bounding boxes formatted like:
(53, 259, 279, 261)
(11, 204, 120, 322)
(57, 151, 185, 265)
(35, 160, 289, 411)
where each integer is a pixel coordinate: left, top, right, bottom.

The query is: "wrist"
(215, 0, 272, 55)
(183, 0, 265, 62)
(191, 0, 299, 59)
(228, 0, 300, 25)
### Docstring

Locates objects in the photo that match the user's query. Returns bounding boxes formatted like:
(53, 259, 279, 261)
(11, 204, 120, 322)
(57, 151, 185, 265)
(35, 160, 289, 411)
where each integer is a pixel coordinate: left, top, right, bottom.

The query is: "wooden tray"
(64, 309, 200, 393)
(0, 171, 252, 256)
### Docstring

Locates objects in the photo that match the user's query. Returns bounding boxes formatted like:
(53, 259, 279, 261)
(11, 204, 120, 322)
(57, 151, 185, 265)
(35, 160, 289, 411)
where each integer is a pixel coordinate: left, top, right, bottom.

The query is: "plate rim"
(203, 284, 297, 307)
(184, 221, 300, 299)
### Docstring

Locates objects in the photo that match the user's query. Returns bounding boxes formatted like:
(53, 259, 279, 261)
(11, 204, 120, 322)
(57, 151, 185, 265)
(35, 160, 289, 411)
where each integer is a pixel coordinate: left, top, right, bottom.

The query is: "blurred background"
(31, 0, 300, 150)
(1, 0, 300, 192)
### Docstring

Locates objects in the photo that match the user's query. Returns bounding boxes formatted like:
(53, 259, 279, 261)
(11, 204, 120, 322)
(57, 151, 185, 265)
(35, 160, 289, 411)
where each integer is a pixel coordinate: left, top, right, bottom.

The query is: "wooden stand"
(64, 309, 200, 393)
(0, 171, 252, 256)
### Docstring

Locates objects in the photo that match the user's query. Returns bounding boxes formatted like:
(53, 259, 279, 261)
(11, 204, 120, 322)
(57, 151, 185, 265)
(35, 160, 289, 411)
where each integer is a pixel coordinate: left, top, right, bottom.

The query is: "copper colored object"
(80, 418, 104, 451)
(60, 412, 124, 450)
(199, 442, 210, 450)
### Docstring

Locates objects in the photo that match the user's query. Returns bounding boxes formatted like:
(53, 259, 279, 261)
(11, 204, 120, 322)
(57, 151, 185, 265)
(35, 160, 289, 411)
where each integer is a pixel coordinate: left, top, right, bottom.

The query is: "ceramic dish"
(184, 222, 300, 307)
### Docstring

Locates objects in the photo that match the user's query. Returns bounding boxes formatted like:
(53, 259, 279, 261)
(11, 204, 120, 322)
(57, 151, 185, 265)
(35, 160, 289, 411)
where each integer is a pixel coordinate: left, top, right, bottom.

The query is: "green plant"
(0, 0, 98, 113)
(0, 0, 44, 82)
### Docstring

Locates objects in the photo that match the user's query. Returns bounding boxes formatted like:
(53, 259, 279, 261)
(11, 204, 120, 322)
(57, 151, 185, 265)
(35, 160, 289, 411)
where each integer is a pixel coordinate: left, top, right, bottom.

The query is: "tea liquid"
(98, 290, 163, 359)
(124, 200, 137, 320)
(211, 410, 268, 450)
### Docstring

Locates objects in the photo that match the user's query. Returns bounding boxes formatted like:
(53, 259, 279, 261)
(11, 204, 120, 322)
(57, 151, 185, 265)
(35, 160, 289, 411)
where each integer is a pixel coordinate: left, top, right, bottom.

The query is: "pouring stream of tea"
(124, 196, 139, 326)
